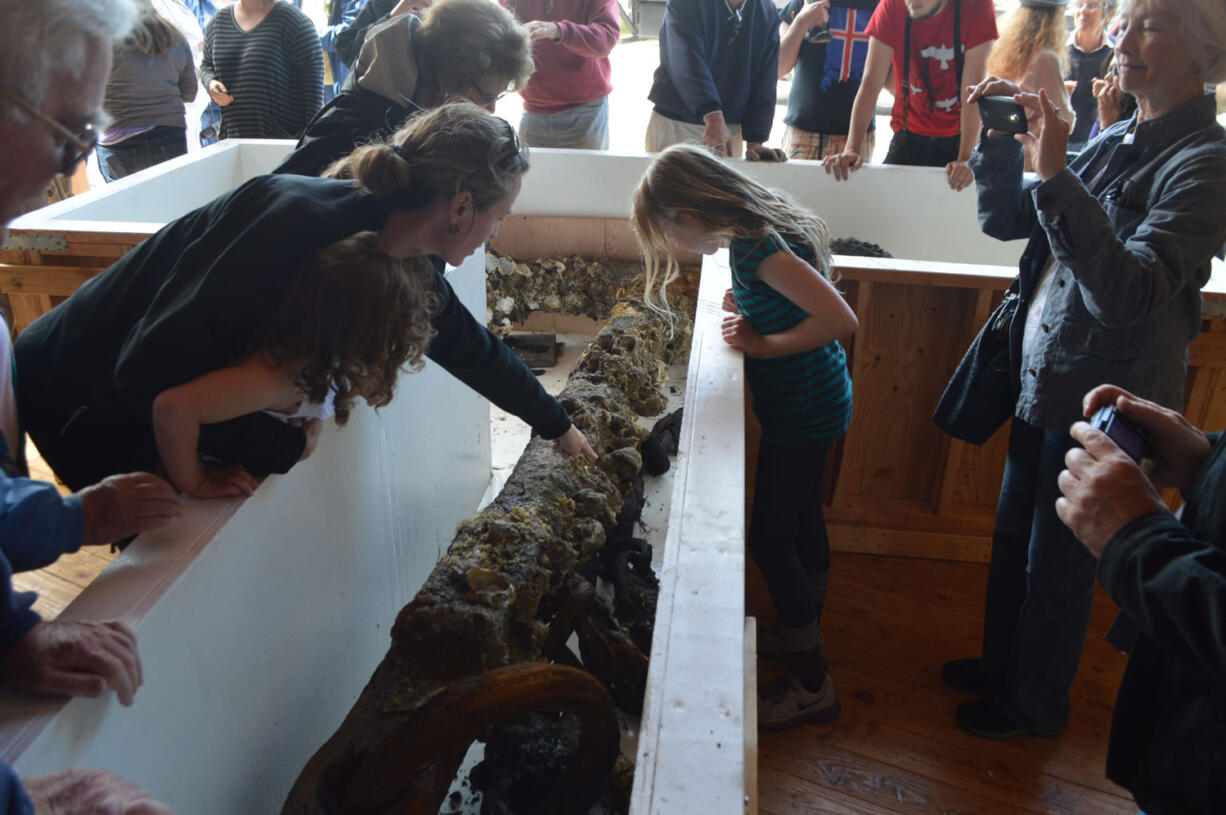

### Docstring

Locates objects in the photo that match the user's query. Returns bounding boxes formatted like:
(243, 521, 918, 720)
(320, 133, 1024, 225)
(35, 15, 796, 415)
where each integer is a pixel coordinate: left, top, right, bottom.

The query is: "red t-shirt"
(865, 0, 997, 137)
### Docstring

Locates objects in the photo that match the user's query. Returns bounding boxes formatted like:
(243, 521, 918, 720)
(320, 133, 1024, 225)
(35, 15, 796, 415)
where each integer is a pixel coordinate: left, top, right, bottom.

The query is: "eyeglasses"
(6, 92, 98, 176)
(462, 76, 509, 108)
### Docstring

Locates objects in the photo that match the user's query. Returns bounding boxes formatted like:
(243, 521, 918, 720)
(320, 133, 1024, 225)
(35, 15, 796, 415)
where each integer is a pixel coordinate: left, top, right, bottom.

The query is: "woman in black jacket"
(275, 0, 533, 178)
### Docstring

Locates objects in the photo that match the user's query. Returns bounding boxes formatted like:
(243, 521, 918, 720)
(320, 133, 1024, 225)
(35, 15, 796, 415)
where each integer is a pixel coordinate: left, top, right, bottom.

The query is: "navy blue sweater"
(648, 0, 780, 144)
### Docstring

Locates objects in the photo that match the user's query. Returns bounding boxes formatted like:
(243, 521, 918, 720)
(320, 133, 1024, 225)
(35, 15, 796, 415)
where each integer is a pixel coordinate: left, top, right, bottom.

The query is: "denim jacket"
(969, 93, 1226, 430)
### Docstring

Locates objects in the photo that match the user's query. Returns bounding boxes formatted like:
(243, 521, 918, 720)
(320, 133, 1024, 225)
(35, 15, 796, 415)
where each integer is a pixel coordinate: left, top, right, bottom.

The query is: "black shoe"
(941, 658, 1001, 695)
(955, 698, 1065, 740)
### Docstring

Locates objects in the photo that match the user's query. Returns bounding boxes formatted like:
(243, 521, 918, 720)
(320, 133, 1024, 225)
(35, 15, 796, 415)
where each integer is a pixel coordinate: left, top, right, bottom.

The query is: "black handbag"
(932, 284, 1020, 445)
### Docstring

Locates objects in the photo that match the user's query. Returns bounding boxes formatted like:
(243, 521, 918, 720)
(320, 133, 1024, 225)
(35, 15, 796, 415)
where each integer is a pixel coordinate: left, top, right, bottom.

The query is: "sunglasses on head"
(6, 92, 98, 176)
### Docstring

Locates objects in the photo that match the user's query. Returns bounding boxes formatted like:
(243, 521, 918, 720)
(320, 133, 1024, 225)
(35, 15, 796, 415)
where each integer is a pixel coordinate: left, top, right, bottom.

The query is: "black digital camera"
(1090, 405, 1146, 463)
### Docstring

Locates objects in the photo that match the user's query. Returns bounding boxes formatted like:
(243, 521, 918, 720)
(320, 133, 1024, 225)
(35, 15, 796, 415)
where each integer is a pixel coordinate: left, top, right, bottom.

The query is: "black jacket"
(14, 175, 570, 490)
(272, 86, 414, 178)
(1098, 431, 1226, 813)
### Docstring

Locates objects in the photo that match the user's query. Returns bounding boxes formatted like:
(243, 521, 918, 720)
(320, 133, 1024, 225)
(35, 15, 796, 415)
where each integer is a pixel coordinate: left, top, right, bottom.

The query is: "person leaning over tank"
(15, 103, 596, 505)
(0, 0, 182, 811)
(274, 0, 534, 178)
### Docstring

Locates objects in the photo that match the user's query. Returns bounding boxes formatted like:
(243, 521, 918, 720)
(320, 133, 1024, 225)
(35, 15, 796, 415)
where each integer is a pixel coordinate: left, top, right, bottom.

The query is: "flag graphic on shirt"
(821, 7, 873, 90)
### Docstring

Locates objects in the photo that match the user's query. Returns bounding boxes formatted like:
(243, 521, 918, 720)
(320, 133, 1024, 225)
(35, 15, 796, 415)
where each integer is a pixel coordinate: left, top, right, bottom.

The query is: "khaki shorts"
(645, 110, 744, 157)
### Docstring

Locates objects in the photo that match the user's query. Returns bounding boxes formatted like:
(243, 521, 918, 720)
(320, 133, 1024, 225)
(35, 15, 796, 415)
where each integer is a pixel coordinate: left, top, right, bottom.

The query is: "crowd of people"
(1, 0, 1226, 812)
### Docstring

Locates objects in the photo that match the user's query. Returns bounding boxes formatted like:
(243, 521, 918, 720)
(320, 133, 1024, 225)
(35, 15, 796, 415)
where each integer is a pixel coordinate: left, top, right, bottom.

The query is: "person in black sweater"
(275, 0, 533, 178)
(1057, 383, 1226, 813)
(15, 103, 596, 497)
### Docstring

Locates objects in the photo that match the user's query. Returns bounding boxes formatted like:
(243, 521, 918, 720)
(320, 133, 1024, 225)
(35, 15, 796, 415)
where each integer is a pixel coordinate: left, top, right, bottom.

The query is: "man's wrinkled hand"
(1082, 385, 1212, 491)
(746, 142, 787, 162)
(702, 110, 732, 155)
(78, 473, 181, 548)
(0, 620, 143, 707)
(24, 767, 172, 815)
(1056, 421, 1169, 559)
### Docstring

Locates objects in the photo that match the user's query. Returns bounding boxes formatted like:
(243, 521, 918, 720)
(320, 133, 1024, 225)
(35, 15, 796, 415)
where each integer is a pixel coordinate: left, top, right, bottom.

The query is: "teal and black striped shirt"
(730, 235, 853, 445)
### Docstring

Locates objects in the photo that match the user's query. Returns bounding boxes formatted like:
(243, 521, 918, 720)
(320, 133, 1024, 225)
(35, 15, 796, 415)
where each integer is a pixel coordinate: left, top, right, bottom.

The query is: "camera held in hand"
(1090, 405, 1147, 464)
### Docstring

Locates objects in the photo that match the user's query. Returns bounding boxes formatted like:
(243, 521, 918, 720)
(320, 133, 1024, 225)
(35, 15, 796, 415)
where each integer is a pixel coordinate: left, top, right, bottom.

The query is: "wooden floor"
(15, 440, 1134, 813)
(749, 554, 1135, 815)
(13, 442, 116, 620)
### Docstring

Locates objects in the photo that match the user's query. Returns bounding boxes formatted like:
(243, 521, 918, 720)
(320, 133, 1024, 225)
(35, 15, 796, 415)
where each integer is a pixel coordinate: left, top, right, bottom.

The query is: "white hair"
(0, 0, 141, 115)
(1118, 0, 1226, 84)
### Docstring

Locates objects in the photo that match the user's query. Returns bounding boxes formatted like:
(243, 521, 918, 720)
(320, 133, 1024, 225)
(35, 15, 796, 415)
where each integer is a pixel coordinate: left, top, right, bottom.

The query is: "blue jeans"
(519, 97, 609, 150)
(95, 126, 188, 182)
(980, 418, 1098, 731)
(748, 439, 832, 631)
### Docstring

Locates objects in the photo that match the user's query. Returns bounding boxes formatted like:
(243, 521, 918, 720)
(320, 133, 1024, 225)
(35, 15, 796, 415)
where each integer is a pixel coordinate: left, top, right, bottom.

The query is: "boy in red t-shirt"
(821, 0, 997, 190)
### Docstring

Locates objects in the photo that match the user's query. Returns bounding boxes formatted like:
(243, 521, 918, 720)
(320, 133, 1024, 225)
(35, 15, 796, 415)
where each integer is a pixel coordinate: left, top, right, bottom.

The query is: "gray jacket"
(970, 93, 1226, 431)
(104, 42, 197, 132)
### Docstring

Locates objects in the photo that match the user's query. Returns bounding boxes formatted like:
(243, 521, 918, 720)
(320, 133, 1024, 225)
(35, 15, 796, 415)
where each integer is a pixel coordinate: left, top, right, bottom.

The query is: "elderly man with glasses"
(0, 0, 180, 812)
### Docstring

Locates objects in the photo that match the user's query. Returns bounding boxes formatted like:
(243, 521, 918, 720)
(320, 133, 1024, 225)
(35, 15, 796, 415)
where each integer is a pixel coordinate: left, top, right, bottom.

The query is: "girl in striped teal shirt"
(633, 145, 858, 731)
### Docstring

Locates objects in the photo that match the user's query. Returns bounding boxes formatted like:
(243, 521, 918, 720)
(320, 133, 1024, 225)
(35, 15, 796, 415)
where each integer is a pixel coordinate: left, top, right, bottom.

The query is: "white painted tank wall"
(12, 142, 1024, 268)
(513, 148, 1026, 266)
(0, 252, 492, 814)
(5, 140, 293, 235)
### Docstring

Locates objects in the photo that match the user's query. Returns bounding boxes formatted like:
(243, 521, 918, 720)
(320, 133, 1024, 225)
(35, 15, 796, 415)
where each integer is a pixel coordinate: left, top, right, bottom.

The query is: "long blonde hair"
(631, 145, 832, 317)
(989, 4, 1068, 81)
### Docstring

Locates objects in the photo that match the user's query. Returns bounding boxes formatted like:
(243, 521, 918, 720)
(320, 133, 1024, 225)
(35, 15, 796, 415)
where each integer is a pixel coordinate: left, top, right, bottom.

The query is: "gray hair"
(1118, 0, 1226, 84)
(0, 0, 140, 115)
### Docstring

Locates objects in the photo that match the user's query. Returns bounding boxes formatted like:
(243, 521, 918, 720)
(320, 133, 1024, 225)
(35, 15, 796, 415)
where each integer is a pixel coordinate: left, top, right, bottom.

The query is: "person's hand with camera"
(1081, 384, 1213, 491)
(1057, 421, 1168, 560)
(1055, 384, 1212, 559)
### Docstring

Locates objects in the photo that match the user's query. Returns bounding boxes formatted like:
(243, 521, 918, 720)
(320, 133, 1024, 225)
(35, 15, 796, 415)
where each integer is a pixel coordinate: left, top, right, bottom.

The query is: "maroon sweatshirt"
(504, 0, 619, 114)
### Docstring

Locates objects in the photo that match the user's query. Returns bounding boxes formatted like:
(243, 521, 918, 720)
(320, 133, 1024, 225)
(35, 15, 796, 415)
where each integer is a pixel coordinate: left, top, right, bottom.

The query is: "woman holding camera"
(943, 0, 1226, 741)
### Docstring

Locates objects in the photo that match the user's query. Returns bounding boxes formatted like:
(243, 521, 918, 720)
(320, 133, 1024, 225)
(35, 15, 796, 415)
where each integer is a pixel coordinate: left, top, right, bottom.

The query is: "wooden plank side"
(745, 619, 758, 815)
(837, 284, 981, 505)
(0, 265, 101, 297)
(828, 523, 991, 562)
(632, 253, 747, 815)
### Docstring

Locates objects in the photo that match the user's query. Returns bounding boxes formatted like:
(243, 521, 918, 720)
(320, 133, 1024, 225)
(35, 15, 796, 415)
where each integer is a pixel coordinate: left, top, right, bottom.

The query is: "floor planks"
(12, 442, 116, 619)
(751, 554, 1135, 815)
